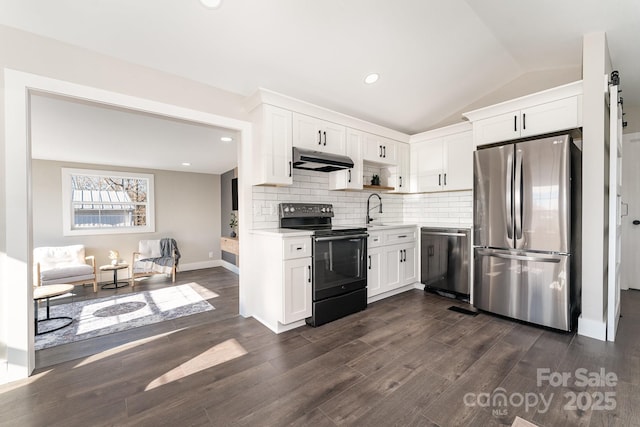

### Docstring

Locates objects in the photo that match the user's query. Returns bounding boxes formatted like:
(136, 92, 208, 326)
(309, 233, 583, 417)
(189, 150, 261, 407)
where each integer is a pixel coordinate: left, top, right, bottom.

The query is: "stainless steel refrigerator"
(473, 133, 581, 331)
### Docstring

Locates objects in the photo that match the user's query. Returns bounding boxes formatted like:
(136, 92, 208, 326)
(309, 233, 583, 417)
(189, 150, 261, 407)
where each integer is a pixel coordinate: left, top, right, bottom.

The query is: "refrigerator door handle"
(514, 149, 523, 242)
(477, 250, 561, 263)
(506, 151, 514, 241)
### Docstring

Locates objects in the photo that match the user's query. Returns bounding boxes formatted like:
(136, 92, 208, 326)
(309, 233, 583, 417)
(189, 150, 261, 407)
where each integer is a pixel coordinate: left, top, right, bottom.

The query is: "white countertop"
(251, 222, 471, 236)
(364, 223, 418, 231)
(250, 228, 314, 237)
(417, 222, 473, 229)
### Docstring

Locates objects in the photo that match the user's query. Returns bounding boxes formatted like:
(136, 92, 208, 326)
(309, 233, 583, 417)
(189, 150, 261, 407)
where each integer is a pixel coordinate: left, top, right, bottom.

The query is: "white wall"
(32, 160, 221, 273)
(578, 32, 612, 340)
(1, 25, 252, 382)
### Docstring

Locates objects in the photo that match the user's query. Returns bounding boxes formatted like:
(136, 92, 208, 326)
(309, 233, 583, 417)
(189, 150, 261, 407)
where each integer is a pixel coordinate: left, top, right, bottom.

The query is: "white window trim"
(61, 167, 155, 236)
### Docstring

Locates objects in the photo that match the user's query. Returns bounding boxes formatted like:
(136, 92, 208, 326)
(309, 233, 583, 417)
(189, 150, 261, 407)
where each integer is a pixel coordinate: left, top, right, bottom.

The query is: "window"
(62, 168, 155, 235)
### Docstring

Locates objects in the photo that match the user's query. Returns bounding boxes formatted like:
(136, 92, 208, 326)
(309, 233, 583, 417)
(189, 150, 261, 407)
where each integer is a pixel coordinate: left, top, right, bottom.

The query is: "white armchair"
(34, 244, 98, 292)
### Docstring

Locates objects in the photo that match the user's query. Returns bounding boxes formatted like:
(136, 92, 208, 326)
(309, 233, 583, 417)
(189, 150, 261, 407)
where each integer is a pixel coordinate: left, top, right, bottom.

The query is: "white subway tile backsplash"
(251, 170, 472, 228)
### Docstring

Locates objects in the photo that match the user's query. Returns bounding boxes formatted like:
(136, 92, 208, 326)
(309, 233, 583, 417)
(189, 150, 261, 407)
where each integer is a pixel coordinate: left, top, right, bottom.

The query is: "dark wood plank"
(2, 272, 640, 426)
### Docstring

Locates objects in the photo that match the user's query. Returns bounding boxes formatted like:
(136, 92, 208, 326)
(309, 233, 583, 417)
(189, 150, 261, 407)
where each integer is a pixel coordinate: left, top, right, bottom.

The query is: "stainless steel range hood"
(292, 147, 354, 172)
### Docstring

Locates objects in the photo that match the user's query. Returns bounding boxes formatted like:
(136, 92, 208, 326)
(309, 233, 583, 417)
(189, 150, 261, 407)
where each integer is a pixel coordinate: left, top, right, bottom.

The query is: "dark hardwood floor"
(2, 268, 639, 426)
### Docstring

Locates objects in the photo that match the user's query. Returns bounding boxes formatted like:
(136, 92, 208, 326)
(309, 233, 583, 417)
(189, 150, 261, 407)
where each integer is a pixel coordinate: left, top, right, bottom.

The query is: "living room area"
(29, 92, 242, 367)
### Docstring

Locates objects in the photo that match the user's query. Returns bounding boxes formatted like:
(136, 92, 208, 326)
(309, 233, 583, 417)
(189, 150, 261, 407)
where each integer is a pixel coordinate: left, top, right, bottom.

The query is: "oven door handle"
(313, 233, 369, 242)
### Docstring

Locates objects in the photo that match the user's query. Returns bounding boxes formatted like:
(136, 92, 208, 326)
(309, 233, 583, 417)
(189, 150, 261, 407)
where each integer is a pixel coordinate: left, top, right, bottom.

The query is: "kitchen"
(1, 2, 639, 425)
(246, 78, 591, 336)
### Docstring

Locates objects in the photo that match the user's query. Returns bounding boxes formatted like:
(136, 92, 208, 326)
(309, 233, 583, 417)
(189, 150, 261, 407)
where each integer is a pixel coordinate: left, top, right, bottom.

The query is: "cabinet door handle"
(348, 169, 351, 183)
(318, 130, 322, 145)
(514, 115, 517, 132)
(289, 161, 292, 177)
(308, 265, 311, 283)
(444, 173, 447, 186)
(383, 146, 386, 158)
(522, 113, 526, 130)
(399, 176, 402, 187)
(399, 251, 403, 263)
(402, 249, 406, 262)
(438, 174, 441, 186)
(368, 255, 372, 270)
(323, 131, 327, 146)
(379, 145, 383, 157)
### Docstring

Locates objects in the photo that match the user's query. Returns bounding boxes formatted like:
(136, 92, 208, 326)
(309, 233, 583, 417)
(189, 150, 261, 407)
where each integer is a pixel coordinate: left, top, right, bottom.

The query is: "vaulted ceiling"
(2, 0, 638, 170)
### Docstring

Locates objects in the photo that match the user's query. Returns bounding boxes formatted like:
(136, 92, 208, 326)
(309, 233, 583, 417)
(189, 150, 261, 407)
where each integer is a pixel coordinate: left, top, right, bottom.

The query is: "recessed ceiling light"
(181, 162, 191, 166)
(200, 0, 223, 9)
(221, 136, 233, 142)
(364, 73, 379, 84)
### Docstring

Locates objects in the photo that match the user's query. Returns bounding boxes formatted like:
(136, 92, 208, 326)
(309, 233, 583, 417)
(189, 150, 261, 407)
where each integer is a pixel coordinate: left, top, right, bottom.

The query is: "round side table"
(33, 284, 74, 335)
(99, 264, 130, 289)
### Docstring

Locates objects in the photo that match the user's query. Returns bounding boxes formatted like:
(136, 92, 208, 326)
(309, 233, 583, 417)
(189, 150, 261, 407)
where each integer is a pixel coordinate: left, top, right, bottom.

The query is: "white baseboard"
(219, 260, 240, 275)
(180, 260, 221, 271)
(578, 315, 607, 341)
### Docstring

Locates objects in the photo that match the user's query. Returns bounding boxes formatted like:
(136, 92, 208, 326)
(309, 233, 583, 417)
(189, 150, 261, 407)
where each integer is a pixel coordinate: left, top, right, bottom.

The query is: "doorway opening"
(3, 69, 252, 380)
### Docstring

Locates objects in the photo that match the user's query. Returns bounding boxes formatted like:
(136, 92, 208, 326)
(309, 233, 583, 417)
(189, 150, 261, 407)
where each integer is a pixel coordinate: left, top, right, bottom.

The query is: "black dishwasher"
(420, 227, 470, 299)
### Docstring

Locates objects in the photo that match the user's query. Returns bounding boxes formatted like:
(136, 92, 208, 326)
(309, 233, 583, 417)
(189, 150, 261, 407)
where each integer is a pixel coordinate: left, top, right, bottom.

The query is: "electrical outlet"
(208, 251, 214, 259)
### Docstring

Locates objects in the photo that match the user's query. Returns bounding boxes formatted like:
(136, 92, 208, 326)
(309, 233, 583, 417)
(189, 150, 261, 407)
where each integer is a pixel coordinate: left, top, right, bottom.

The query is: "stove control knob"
(290, 207, 295, 213)
(320, 207, 326, 213)
(327, 206, 332, 212)
(284, 207, 289, 213)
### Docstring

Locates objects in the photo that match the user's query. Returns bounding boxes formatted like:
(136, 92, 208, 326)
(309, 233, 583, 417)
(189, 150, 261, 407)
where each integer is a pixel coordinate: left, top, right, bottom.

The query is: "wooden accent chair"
(34, 244, 98, 292)
(131, 238, 179, 286)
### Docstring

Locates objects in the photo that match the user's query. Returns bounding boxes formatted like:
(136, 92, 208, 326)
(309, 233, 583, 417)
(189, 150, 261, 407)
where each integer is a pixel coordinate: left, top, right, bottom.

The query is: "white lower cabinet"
(367, 227, 418, 298)
(366, 246, 384, 297)
(283, 257, 312, 324)
(251, 233, 313, 332)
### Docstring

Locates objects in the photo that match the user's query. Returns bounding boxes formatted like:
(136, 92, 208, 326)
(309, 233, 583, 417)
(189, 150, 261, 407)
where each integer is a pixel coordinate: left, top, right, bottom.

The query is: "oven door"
(313, 234, 367, 301)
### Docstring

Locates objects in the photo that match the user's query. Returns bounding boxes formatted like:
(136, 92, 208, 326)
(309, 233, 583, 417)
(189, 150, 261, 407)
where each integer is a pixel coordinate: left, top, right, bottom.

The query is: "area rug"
(35, 284, 214, 350)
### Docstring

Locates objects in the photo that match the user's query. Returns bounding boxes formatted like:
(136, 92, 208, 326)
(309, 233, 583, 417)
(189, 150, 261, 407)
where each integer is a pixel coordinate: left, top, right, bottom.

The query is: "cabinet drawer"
(283, 237, 312, 260)
(385, 228, 417, 244)
(368, 232, 384, 248)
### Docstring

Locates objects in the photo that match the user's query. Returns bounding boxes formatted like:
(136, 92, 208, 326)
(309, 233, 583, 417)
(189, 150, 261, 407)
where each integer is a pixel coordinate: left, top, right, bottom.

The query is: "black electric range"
(279, 203, 368, 326)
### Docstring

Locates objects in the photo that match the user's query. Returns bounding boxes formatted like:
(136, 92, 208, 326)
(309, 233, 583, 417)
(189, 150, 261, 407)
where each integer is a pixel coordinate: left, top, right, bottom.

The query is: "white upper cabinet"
(329, 127, 363, 190)
(252, 104, 293, 186)
(388, 143, 410, 193)
(292, 112, 346, 155)
(464, 81, 583, 148)
(363, 133, 397, 165)
(444, 130, 473, 191)
(410, 123, 473, 193)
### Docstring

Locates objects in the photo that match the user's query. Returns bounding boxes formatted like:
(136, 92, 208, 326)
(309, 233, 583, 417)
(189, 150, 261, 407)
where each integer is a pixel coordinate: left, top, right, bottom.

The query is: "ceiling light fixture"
(220, 136, 233, 142)
(200, 0, 223, 9)
(181, 162, 191, 166)
(364, 73, 379, 84)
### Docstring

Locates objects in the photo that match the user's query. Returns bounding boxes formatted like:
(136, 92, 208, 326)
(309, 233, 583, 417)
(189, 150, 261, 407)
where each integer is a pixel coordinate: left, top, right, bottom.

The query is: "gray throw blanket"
(141, 238, 181, 267)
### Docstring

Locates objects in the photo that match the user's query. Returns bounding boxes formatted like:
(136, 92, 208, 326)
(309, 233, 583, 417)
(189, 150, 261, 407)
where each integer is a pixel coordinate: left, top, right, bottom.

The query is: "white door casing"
(621, 131, 640, 291)
(607, 84, 622, 342)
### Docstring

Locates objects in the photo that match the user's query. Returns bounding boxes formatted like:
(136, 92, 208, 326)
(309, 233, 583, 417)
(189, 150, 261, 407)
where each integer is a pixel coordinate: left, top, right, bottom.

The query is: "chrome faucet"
(366, 193, 383, 224)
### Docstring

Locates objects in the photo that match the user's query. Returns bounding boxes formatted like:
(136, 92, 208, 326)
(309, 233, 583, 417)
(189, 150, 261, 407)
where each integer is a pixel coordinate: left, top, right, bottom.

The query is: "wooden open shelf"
(363, 185, 395, 191)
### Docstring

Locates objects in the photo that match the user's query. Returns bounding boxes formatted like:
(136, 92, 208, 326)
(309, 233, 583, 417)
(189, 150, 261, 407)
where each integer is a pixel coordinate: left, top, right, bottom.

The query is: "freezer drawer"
(473, 248, 572, 331)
